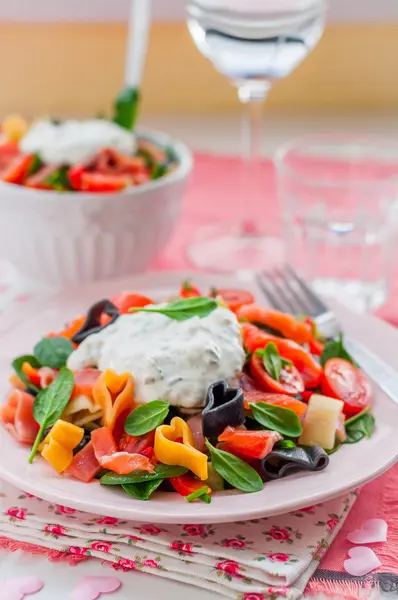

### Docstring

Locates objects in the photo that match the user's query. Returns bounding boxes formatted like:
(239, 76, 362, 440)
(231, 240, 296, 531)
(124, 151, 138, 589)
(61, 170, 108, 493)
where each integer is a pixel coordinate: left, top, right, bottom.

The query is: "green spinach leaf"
(249, 402, 302, 437)
(205, 440, 263, 493)
(124, 400, 169, 436)
(344, 413, 375, 445)
(122, 479, 163, 501)
(34, 337, 74, 369)
(320, 333, 357, 367)
(29, 367, 75, 463)
(100, 464, 188, 486)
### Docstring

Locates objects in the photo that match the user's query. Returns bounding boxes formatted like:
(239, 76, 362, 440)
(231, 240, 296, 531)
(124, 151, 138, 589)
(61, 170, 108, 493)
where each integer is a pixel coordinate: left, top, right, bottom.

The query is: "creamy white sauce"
(67, 307, 245, 408)
(20, 119, 137, 165)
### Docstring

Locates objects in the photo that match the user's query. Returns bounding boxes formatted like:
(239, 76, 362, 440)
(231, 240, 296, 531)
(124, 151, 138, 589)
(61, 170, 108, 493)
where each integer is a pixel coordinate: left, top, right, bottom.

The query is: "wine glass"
(186, 0, 328, 271)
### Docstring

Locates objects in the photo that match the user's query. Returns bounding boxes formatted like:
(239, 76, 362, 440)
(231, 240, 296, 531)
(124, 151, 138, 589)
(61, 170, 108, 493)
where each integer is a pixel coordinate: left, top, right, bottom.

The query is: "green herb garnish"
(186, 486, 209, 503)
(320, 333, 357, 367)
(100, 464, 189, 486)
(122, 479, 163, 501)
(129, 297, 218, 322)
(256, 343, 292, 381)
(249, 402, 302, 438)
(34, 337, 74, 369)
(113, 86, 140, 130)
(28, 367, 75, 463)
(124, 400, 170, 436)
(205, 440, 263, 493)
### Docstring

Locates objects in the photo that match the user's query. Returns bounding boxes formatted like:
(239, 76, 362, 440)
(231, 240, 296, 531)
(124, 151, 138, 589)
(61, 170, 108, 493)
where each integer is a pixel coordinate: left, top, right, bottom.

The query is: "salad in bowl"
(1, 281, 374, 504)
(0, 110, 176, 193)
(0, 91, 192, 285)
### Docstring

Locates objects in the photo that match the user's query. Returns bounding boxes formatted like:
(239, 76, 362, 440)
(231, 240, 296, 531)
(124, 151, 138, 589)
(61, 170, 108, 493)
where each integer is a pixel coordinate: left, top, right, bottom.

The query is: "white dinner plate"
(0, 271, 397, 523)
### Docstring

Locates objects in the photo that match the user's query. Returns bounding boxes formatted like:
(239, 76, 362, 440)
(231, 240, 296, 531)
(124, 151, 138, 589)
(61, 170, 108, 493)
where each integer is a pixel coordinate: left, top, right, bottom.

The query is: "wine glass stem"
(238, 84, 270, 236)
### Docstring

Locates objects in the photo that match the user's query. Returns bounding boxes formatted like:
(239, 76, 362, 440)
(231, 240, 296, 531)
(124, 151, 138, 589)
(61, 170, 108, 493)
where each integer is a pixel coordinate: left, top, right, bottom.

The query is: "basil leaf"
(100, 464, 188, 485)
(12, 355, 41, 392)
(249, 402, 303, 437)
(122, 479, 163, 501)
(130, 297, 218, 322)
(205, 440, 263, 493)
(29, 367, 75, 463)
(124, 400, 170, 436)
(257, 343, 280, 381)
(344, 413, 375, 445)
(320, 333, 358, 367)
(113, 86, 140, 130)
(34, 337, 74, 369)
(257, 343, 292, 381)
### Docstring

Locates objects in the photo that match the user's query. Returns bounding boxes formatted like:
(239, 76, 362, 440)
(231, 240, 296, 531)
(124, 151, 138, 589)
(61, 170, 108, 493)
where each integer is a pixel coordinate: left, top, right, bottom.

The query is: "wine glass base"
(187, 222, 283, 272)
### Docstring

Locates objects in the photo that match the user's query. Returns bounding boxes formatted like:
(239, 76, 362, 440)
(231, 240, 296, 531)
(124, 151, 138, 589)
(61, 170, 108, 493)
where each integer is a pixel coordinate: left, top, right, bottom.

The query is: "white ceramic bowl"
(0, 128, 192, 286)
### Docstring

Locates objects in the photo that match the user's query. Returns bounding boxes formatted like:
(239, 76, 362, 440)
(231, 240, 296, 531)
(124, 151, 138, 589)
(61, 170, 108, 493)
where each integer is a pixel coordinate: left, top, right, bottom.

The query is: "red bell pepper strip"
(180, 281, 201, 298)
(21, 362, 41, 387)
(169, 473, 211, 497)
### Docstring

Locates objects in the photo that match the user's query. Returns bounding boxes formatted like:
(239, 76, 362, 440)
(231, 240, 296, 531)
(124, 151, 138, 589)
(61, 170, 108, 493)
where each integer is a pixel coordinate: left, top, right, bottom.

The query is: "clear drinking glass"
(186, 0, 328, 271)
(275, 134, 398, 312)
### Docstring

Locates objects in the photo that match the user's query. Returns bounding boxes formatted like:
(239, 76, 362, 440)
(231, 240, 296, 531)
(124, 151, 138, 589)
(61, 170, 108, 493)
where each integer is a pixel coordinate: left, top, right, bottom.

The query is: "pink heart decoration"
(344, 547, 381, 577)
(70, 577, 121, 600)
(347, 518, 388, 544)
(3, 577, 44, 600)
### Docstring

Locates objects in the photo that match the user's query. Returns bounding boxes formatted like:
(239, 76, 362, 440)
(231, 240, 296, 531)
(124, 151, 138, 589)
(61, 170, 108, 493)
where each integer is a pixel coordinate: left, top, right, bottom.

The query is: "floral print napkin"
(0, 480, 357, 600)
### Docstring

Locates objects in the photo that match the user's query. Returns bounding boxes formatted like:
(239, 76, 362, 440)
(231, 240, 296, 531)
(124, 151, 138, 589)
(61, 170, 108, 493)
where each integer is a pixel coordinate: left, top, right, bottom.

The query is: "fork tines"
(256, 265, 328, 318)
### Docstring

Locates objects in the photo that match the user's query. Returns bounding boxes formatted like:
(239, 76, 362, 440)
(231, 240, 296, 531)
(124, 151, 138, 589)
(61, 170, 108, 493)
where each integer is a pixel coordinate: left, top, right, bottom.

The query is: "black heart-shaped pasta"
(202, 380, 245, 438)
(260, 445, 329, 481)
(71, 299, 120, 344)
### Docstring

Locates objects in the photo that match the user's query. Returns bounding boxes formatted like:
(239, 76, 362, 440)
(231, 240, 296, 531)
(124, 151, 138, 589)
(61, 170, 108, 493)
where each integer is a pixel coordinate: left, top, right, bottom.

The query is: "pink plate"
(0, 271, 398, 524)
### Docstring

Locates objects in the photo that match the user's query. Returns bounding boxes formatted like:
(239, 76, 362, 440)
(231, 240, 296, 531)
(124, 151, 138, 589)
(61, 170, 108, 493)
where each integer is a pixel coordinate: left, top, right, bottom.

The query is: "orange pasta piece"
(93, 369, 135, 430)
(9, 373, 25, 390)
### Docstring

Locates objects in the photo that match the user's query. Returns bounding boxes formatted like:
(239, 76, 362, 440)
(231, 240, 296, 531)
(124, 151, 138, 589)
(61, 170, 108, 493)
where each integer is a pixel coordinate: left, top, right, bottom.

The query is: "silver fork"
(256, 265, 398, 403)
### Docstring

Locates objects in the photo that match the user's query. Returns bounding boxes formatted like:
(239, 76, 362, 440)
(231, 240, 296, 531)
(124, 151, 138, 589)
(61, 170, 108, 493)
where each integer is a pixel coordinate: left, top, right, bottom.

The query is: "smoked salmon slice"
(1, 389, 39, 444)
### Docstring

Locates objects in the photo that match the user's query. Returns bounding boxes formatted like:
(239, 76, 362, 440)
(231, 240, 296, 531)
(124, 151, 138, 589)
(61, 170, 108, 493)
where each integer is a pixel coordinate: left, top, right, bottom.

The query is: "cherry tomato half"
(242, 324, 322, 389)
(180, 280, 201, 298)
(321, 358, 372, 417)
(215, 289, 255, 313)
(110, 292, 154, 313)
(249, 353, 304, 396)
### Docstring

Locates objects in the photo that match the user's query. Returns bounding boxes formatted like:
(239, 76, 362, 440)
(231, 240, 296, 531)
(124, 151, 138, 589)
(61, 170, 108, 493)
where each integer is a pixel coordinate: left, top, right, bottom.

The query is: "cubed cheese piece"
(299, 394, 344, 450)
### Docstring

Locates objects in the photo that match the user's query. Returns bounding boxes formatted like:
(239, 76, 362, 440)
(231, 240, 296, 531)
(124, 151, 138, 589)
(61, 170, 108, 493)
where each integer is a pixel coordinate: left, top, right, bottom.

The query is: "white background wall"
(0, 0, 397, 22)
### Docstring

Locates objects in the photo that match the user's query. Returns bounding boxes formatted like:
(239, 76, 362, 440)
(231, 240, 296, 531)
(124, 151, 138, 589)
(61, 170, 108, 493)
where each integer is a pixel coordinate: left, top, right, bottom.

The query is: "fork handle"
(345, 338, 398, 405)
